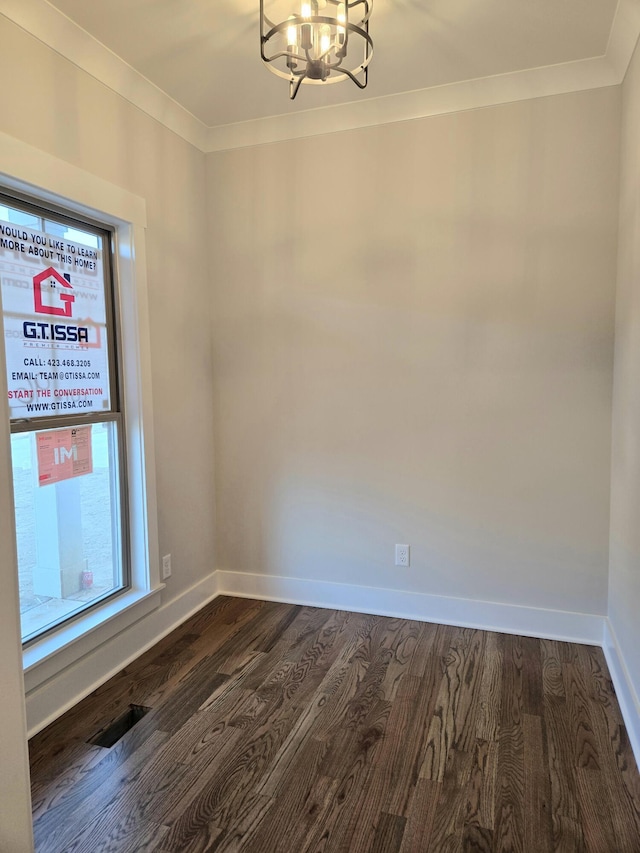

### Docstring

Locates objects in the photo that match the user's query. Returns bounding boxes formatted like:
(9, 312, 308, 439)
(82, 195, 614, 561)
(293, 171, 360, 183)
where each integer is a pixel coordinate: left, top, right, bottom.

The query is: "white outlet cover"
(395, 544, 410, 567)
(162, 554, 172, 578)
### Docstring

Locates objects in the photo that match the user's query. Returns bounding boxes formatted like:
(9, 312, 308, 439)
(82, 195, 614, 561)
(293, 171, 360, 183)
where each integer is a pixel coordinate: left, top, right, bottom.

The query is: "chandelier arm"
(318, 46, 345, 68)
(346, 0, 372, 25)
(290, 72, 307, 99)
(263, 47, 306, 66)
(329, 65, 368, 88)
(326, 54, 345, 70)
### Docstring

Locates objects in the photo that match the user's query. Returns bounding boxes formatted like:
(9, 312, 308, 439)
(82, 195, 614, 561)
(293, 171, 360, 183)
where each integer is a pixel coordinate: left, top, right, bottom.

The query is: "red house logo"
(33, 267, 75, 318)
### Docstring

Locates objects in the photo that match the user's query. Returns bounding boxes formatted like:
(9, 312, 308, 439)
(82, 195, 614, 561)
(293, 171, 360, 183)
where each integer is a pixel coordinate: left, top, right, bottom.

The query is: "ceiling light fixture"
(260, 0, 373, 100)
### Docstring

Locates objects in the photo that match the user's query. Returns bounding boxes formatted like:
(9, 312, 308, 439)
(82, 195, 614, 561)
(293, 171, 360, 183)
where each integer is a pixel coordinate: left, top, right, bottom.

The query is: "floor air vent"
(89, 704, 151, 749)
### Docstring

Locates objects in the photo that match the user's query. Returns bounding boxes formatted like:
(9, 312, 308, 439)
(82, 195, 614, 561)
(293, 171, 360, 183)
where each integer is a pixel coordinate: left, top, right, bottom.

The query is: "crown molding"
(1, 0, 638, 154)
(0, 0, 208, 151)
(204, 55, 619, 152)
(606, 0, 640, 81)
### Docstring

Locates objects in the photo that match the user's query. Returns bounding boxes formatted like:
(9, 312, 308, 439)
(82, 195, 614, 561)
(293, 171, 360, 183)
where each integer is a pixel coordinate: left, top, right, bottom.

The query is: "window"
(0, 136, 160, 715)
(1, 192, 128, 643)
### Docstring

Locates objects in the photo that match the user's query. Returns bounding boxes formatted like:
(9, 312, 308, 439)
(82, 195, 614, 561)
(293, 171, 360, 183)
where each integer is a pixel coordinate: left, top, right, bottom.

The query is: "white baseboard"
(215, 570, 604, 645)
(25, 571, 219, 738)
(602, 618, 640, 770)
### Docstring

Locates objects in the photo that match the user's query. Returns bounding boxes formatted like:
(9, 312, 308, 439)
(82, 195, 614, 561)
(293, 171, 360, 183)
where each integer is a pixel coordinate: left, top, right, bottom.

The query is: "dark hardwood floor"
(29, 597, 640, 852)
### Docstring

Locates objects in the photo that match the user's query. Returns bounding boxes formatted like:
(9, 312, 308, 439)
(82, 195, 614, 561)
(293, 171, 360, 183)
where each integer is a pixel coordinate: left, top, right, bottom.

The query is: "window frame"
(1, 191, 133, 645)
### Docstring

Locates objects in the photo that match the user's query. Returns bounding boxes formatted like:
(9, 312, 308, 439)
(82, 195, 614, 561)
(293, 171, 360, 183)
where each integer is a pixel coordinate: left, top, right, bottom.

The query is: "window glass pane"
(0, 205, 41, 229)
(44, 220, 100, 249)
(0, 213, 112, 420)
(12, 421, 123, 643)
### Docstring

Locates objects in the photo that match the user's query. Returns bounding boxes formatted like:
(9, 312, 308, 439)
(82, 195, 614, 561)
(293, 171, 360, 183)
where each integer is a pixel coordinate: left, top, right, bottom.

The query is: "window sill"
(23, 585, 164, 694)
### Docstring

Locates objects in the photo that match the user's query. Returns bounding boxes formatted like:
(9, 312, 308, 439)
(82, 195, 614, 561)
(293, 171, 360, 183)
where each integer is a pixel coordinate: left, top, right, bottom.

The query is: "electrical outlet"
(395, 544, 410, 567)
(162, 554, 172, 579)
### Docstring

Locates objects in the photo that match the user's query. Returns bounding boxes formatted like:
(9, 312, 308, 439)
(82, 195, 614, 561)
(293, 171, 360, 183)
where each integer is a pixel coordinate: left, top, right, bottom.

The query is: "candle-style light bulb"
(337, 2, 346, 51)
(319, 24, 331, 56)
(300, 0, 313, 49)
(287, 15, 298, 47)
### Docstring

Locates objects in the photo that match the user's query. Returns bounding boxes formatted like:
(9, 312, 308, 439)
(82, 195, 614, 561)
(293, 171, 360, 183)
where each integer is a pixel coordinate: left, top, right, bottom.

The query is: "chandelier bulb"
(287, 16, 298, 47)
(319, 24, 331, 57)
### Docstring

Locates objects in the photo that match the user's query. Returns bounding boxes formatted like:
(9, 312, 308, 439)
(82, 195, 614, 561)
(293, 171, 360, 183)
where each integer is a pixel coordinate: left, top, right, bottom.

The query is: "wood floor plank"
(419, 629, 475, 783)
(254, 622, 377, 801)
(299, 710, 390, 853)
(369, 691, 422, 818)
(588, 702, 640, 848)
(369, 812, 406, 853)
(141, 716, 249, 829)
(365, 616, 421, 702)
(29, 599, 640, 853)
(463, 737, 497, 836)
(494, 724, 525, 853)
(522, 713, 553, 853)
(232, 737, 330, 852)
(575, 766, 618, 853)
(544, 695, 586, 852)
(499, 633, 524, 729)
(398, 779, 440, 852)
(428, 746, 475, 852)
(452, 629, 486, 753)
(562, 661, 601, 771)
(406, 620, 445, 681)
(540, 639, 566, 699)
(384, 627, 450, 818)
(494, 634, 526, 853)
(475, 630, 502, 743)
(204, 793, 272, 853)
(252, 604, 303, 654)
(521, 635, 544, 717)
(539, 640, 565, 699)
(254, 771, 340, 853)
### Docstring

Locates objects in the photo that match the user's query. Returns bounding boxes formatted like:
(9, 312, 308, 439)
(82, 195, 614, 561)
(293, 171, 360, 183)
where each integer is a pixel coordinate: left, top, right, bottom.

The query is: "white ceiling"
(2, 0, 639, 150)
(42, 0, 618, 126)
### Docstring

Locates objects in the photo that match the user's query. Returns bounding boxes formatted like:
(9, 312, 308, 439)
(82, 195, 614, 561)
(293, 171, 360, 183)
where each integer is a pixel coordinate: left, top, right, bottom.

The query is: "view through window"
(1, 193, 128, 643)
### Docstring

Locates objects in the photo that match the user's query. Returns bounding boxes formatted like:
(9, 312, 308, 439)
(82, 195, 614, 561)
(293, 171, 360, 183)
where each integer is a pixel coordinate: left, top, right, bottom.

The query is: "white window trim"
(0, 131, 162, 691)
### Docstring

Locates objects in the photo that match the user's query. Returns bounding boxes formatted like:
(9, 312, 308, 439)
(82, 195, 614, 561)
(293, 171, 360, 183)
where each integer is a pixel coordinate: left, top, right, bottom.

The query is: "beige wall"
(609, 38, 640, 702)
(208, 87, 620, 615)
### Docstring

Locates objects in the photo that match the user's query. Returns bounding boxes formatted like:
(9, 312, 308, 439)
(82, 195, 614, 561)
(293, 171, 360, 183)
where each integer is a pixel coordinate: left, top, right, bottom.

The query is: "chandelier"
(260, 0, 373, 100)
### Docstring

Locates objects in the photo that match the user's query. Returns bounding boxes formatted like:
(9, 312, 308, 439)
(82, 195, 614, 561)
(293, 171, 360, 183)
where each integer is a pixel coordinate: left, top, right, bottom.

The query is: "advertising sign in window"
(36, 425, 93, 486)
(0, 220, 111, 420)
